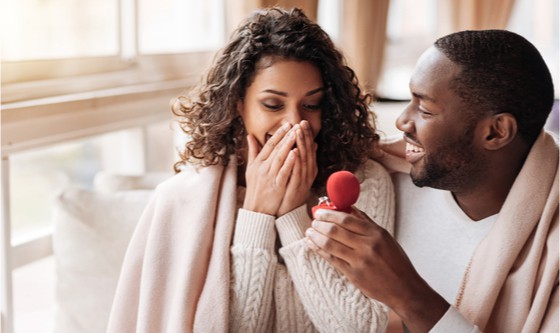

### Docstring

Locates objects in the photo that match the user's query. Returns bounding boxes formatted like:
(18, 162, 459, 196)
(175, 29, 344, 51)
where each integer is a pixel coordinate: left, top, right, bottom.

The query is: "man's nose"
(396, 103, 415, 132)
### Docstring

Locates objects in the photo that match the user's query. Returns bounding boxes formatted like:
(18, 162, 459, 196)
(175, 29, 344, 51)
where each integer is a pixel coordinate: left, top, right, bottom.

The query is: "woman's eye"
(303, 103, 321, 110)
(262, 102, 282, 110)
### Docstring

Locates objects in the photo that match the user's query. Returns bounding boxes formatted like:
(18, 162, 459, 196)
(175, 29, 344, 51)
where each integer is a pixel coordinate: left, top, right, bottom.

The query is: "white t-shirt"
(393, 172, 497, 304)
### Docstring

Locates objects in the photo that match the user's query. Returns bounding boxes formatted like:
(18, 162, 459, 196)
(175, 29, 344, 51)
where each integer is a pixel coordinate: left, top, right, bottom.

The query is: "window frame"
(1, 1, 226, 332)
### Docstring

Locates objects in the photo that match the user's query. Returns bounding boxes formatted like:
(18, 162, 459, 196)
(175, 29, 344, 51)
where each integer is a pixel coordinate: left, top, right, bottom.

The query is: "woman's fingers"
(257, 122, 292, 162)
(278, 120, 319, 215)
(269, 124, 298, 173)
(245, 120, 316, 216)
(295, 123, 308, 176)
(246, 134, 260, 165)
(276, 148, 298, 188)
(289, 147, 302, 186)
(301, 120, 317, 180)
(277, 147, 303, 216)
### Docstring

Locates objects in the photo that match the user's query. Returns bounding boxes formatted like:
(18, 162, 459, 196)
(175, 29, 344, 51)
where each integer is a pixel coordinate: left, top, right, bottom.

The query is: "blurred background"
(1, 0, 558, 332)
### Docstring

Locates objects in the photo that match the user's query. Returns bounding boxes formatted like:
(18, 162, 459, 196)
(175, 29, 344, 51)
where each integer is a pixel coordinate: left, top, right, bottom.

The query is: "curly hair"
(172, 7, 379, 190)
(434, 30, 554, 145)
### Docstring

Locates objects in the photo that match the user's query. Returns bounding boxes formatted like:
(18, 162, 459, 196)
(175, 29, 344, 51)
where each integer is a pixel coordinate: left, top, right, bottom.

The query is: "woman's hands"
(243, 120, 317, 217)
(278, 120, 317, 216)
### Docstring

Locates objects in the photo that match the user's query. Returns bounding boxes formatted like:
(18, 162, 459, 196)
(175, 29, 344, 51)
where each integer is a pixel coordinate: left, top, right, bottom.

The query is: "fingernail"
(289, 149, 298, 158)
(281, 123, 291, 131)
(289, 130, 296, 138)
(305, 228, 314, 236)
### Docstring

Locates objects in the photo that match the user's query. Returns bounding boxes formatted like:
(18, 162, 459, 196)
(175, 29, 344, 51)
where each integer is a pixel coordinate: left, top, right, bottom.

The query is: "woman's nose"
(285, 106, 303, 125)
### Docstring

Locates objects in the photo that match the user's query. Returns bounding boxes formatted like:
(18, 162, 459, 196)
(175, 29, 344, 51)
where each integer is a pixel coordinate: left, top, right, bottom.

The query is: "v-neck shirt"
(393, 173, 497, 304)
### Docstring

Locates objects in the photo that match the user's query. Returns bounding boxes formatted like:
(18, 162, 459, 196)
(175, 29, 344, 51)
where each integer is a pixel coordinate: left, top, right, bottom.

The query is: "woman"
(107, 7, 394, 333)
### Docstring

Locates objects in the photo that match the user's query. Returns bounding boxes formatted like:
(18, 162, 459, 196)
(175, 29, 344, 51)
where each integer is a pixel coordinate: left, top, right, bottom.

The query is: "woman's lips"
(405, 142, 425, 164)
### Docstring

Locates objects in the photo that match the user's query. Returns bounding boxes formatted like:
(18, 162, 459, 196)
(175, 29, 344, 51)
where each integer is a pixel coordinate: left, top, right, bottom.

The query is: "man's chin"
(408, 165, 421, 181)
(409, 167, 434, 188)
(410, 174, 428, 188)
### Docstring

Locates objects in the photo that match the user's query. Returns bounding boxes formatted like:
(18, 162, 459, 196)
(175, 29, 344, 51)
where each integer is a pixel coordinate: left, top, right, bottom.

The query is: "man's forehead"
(417, 47, 458, 75)
(410, 47, 460, 88)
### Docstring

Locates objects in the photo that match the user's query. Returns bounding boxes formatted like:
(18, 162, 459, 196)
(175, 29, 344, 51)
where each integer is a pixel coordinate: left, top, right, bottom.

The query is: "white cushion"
(52, 188, 153, 333)
(93, 171, 173, 193)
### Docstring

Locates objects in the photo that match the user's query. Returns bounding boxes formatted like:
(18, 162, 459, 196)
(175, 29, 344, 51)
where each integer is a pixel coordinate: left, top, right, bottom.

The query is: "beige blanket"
(106, 157, 237, 332)
(381, 131, 559, 332)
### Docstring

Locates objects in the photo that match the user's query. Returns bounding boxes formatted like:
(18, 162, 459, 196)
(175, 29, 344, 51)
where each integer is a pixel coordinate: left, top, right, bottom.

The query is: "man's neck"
(452, 188, 508, 221)
(452, 147, 529, 221)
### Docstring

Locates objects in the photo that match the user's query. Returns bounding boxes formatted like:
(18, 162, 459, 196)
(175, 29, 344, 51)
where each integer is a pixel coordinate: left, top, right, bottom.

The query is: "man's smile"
(405, 142, 425, 164)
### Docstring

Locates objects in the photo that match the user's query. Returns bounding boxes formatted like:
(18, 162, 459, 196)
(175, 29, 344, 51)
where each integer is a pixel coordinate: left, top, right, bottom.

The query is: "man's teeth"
(406, 142, 425, 153)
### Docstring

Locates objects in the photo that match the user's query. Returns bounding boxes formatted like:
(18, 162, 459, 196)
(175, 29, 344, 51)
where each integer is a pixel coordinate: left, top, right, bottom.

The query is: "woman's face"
(238, 58, 324, 148)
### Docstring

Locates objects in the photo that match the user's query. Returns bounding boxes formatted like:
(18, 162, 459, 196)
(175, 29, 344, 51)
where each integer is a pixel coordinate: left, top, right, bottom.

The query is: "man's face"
(396, 47, 485, 191)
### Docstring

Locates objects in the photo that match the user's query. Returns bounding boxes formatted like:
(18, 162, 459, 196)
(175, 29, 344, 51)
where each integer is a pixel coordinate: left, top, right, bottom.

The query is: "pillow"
(93, 171, 173, 193)
(52, 188, 154, 333)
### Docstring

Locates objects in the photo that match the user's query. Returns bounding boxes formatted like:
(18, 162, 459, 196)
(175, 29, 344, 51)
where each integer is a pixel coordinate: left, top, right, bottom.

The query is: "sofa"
(52, 172, 172, 333)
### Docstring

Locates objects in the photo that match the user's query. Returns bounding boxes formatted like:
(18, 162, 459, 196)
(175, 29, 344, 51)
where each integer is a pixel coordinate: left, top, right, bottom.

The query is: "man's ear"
(481, 113, 518, 150)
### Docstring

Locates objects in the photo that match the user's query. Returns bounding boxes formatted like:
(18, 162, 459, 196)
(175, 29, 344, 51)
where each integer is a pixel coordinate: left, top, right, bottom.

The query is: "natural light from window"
(1, 0, 119, 60)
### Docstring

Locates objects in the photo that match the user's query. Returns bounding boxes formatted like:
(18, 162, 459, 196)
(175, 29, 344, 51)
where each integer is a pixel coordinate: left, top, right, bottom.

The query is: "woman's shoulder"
(356, 158, 392, 184)
(355, 159, 395, 232)
(155, 163, 228, 195)
(355, 158, 395, 200)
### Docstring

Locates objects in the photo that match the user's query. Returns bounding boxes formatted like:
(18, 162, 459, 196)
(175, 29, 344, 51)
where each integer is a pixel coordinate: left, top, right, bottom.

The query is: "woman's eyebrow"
(305, 87, 325, 96)
(259, 87, 325, 96)
(261, 89, 287, 96)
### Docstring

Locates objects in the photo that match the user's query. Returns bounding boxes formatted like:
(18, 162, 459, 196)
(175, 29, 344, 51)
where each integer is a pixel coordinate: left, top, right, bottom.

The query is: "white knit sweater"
(229, 159, 395, 333)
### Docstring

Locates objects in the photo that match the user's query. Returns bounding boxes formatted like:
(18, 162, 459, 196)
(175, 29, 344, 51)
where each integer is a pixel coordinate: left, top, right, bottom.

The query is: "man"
(306, 30, 558, 332)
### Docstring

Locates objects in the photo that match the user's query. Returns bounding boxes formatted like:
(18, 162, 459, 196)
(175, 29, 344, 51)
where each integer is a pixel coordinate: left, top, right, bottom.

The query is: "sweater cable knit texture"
(229, 159, 395, 332)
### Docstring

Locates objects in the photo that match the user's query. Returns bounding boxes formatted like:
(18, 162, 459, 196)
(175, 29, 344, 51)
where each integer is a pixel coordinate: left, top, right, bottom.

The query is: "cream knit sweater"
(229, 159, 395, 333)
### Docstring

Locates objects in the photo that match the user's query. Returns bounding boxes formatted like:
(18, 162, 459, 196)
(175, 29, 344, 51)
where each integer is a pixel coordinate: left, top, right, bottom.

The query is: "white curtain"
(439, 0, 517, 33)
(339, 0, 390, 94)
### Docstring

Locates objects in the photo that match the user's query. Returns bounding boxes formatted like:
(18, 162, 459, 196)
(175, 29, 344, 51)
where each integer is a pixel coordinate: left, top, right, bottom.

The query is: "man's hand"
(306, 208, 450, 333)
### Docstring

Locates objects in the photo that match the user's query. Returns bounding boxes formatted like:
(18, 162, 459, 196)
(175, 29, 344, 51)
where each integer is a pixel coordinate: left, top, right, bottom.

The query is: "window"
(2, 0, 119, 61)
(138, 0, 225, 54)
(507, 0, 559, 95)
(1, 1, 225, 332)
(377, 0, 439, 99)
(377, 0, 559, 100)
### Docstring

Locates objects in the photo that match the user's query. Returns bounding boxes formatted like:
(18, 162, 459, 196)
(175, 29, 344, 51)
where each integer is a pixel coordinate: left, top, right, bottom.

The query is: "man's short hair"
(434, 30, 554, 145)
